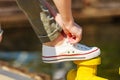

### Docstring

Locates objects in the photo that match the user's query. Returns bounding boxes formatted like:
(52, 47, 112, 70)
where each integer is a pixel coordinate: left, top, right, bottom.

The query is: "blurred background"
(0, 0, 120, 80)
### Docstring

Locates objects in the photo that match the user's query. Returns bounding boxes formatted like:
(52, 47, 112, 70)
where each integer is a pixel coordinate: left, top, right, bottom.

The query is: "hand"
(63, 22, 82, 44)
(55, 14, 82, 44)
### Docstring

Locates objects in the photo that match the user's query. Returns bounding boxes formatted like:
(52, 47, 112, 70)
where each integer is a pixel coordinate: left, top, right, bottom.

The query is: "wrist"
(63, 20, 74, 27)
(62, 16, 74, 24)
(63, 21, 74, 29)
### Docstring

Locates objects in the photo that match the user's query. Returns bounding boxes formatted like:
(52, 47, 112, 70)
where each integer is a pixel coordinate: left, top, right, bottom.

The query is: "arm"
(53, 0, 73, 26)
(53, 0, 82, 43)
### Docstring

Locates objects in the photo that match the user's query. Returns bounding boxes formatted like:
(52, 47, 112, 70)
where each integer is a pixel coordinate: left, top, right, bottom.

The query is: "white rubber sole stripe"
(42, 48, 100, 63)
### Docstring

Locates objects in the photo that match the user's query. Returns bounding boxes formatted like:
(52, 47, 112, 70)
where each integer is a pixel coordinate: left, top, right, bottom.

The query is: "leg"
(16, 0, 62, 43)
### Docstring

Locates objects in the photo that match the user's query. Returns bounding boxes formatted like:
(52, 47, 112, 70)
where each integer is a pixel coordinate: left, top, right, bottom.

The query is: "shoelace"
(66, 41, 74, 46)
(65, 40, 91, 53)
(66, 39, 91, 50)
(65, 41, 76, 54)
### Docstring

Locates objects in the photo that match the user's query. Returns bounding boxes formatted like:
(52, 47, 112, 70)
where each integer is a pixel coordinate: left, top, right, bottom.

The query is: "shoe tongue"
(61, 39, 68, 46)
(62, 39, 75, 46)
(58, 39, 69, 47)
(57, 39, 74, 47)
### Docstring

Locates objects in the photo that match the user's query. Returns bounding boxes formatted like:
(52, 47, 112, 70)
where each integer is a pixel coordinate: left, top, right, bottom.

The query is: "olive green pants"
(16, 0, 62, 43)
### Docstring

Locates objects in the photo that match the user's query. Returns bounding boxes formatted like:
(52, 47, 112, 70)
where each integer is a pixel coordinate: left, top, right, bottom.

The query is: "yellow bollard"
(67, 69, 76, 80)
(67, 57, 108, 80)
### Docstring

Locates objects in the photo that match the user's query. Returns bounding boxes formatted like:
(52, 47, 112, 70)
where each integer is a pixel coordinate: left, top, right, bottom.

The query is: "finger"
(62, 26, 72, 37)
(74, 31, 82, 43)
(74, 36, 81, 43)
(65, 31, 72, 38)
(69, 37, 80, 44)
(67, 35, 76, 43)
(70, 32, 82, 44)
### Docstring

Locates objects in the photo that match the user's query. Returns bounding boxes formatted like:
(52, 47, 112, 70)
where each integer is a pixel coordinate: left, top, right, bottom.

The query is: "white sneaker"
(42, 39, 100, 63)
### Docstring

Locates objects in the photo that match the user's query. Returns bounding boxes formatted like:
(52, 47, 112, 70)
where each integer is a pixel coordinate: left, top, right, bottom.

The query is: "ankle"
(43, 34, 65, 47)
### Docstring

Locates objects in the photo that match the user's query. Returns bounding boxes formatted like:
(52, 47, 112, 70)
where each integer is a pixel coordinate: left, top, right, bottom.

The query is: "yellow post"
(67, 57, 108, 80)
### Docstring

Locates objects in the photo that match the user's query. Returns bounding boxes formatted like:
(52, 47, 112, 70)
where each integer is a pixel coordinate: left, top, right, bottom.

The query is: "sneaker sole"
(42, 48, 100, 63)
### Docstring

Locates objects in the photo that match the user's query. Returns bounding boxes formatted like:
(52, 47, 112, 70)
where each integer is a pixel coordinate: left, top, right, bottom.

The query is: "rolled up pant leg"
(16, 0, 62, 43)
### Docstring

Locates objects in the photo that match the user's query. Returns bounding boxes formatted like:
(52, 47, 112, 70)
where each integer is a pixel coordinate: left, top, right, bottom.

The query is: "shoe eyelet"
(68, 51, 70, 53)
(72, 51, 75, 53)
